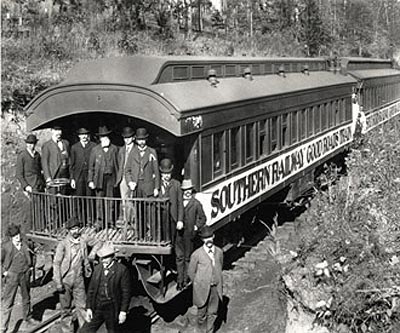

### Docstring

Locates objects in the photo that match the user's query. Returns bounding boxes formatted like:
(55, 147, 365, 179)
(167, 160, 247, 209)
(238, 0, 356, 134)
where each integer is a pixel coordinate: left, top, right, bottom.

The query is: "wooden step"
(135, 259, 152, 266)
(147, 270, 172, 284)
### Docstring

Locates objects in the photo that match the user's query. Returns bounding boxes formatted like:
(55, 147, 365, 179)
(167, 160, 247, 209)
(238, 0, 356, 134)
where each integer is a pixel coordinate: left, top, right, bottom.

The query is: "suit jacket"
(16, 149, 44, 191)
(188, 245, 223, 307)
(116, 144, 134, 185)
(159, 178, 184, 223)
(53, 235, 101, 287)
(125, 146, 160, 196)
(183, 197, 206, 237)
(87, 144, 119, 189)
(1, 239, 32, 276)
(86, 261, 131, 318)
(70, 141, 96, 181)
(41, 139, 70, 180)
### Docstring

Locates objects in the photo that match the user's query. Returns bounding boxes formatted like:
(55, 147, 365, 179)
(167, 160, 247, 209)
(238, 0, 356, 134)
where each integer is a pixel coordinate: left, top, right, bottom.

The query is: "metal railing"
(30, 192, 171, 246)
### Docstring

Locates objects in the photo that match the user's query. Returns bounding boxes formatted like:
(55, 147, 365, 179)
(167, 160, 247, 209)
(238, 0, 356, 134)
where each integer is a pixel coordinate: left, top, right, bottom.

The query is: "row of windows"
(362, 81, 400, 110)
(201, 98, 352, 184)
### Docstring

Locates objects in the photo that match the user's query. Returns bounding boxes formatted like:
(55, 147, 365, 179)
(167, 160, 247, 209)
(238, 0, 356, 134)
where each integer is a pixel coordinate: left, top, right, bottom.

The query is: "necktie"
(208, 249, 213, 254)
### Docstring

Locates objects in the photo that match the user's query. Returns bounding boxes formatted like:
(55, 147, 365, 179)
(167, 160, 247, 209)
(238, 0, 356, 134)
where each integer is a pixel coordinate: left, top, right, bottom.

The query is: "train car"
(24, 55, 400, 303)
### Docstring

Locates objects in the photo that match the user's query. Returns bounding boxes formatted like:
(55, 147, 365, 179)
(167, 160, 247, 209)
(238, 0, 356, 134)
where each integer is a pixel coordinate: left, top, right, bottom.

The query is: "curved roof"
(348, 69, 400, 80)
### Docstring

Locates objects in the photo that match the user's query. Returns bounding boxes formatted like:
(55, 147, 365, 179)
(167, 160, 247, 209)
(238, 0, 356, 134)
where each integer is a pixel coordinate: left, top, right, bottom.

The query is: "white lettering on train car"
(365, 101, 400, 132)
(195, 124, 353, 225)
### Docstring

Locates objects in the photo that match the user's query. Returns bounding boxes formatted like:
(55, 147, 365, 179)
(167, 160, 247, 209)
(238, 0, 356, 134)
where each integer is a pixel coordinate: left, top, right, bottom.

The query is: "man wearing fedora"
(80, 244, 131, 333)
(188, 226, 223, 333)
(176, 179, 206, 290)
(88, 126, 119, 226)
(116, 126, 135, 225)
(70, 128, 96, 197)
(41, 125, 70, 195)
(125, 127, 160, 198)
(158, 158, 184, 243)
(1, 224, 38, 333)
(53, 217, 101, 333)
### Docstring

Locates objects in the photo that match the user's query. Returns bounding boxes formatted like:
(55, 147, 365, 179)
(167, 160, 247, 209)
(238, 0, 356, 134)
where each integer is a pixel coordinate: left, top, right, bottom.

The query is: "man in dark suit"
(176, 179, 206, 290)
(88, 126, 119, 226)
(125, 127, 160, 198)
(16, 134, 44, 195)
(116, 127, 135, 225)
(80, 244, 131, 333)
(41, 126, 70, 194)
(1, 224, 38, 333)
(188, 226, 223, 333)
(158, 158, 184, 244)
(70, 128, 96, 196)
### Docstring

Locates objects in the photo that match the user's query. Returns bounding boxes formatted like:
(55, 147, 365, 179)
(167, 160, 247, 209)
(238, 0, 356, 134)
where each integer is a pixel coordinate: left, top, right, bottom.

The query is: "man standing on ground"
(80, 243, 131, 333)
(188, 226, 223, 333)
(1, 224, 38, 333)
(53, 217, 101, 333)
(176, 179, 206, 290)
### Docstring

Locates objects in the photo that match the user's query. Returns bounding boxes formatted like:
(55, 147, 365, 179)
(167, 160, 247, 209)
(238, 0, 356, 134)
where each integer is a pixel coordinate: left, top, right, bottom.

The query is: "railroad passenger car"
(24, 56, 400, 303)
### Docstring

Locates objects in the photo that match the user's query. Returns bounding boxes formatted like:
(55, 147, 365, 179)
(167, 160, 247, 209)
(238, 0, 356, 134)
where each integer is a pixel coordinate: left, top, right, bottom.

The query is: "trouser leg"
(79, 309, 105, 333)
(104, 175, 115, 224)
(206, 286, 220, 333)
(175, 232, 185, 284)
(59, 283, 74, 333)
(19, 270, 32, 321)
(183, 233, 194, 283)
(1, 273, 19, 332)
(104, 306, 119, 333)
(95, 189, 105, 227)
(72, 278, 87, 328)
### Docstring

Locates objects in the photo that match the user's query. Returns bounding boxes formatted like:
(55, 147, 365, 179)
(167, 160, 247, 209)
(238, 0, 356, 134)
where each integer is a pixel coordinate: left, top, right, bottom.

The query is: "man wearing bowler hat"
(158, 158, 184, 244)
(80, 243, 131, 333)
(70, 128, 96, 196)
(53, 217, 101, 333)
(116, 127, 135, 225)
(125, 127, 160, 198)
(41, 125, 70, 195)
(176, 179, 206, 290)
(188, 226, 223, 333)
(88, 126, 119, 226)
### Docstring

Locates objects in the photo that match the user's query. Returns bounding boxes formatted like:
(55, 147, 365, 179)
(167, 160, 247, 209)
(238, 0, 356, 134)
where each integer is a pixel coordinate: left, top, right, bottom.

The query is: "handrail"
(30, 192, 171, 246)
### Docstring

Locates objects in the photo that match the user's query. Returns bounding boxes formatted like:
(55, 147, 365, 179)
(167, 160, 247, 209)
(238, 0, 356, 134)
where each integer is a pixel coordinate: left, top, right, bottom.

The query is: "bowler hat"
(25, 134, 38, 144)
(97, 126, 112, 136)
(135, 128, 149, 139)
(159, 158, 174, 173)
(181, 179, 194, 190)
(121, 127, 134, 138)
(76, 128, 90, 135)
(199, 226, 214, 239)
(97, 243, 116, 258)
(66, 217, 81, 229)
(7, 224, 20, 237)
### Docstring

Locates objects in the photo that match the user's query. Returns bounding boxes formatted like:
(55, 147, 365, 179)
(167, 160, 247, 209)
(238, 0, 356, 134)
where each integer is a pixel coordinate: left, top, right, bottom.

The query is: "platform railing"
(30, 192, 171, 246)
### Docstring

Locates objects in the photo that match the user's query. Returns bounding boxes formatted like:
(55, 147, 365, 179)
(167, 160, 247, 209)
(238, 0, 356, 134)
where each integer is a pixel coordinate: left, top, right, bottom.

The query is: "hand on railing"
(88, 181, 95, 190)
(153, 188, 159, 197)
(70, 179, 76, 189)
(128, 181, 137, 191)
(176, 221, 184, 230)
(86, 309, 93, 322)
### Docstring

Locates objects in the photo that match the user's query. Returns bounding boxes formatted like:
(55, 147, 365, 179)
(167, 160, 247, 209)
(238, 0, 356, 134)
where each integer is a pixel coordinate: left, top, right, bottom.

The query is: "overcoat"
(188, 245, 223, 308)
(70, 141, 96, 182)
(1, 239, 32, 276)
(125, 146, 160, 196)
(41, 139, 70, 180)
(182, 197, 206, 238)
(16, 149, 44, 191)
(116, 145, 134, 185)
(86, 261, 131, 318)
(159, 178, 184, 223)
(87, 144, 119, 189)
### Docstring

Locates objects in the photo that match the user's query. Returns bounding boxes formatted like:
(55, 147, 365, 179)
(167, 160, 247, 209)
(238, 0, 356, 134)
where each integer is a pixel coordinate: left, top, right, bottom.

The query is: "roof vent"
(278, 65, 286, 77)
(207, 69, 219, 88)
(242, 67, 253, 81)
(302, 65, 310, 75)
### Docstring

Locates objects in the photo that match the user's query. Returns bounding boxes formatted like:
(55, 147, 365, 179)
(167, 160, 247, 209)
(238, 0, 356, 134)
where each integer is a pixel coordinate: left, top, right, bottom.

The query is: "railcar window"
(230, 127, 241, 170)
(345, 98, 352, 121)
(281, 114, 289, 148)
(291, 111, 298, 144)
(213, 132, 224, 177)
(300, 109, 307, 140)
(270, 116, 278, 153)
(321, 104, 327, 131)
(327, 102, 333, 128)
(245, 123, 255, 162)
(225, 65, 236, 77)
(334, 100, 340, 126)
(259, 120, 268, 157)
(173, 66, 189, 80)
(192, 66, 205, 79)
(307, 107, 313, 136)
(340, 99, 345, 123)
(201, 135, 212, 184)
(314, 106, 320, 134)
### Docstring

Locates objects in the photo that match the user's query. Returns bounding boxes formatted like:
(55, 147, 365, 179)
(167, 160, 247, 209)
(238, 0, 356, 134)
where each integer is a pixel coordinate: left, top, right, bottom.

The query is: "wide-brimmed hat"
(66, 217, 81, 229)
(159, 158, 174, 173)
(25, 134, 38, 144)
(121, 126, 134, 138)
(97, 243, 116, 258)
(7, 224, 21, 237)
(181, 179, 194, 190)
(199, 226, 214, 239)
(76, 128, 90, 135)
(97, 126, 112, 136)
(135, 128, 149, 140)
